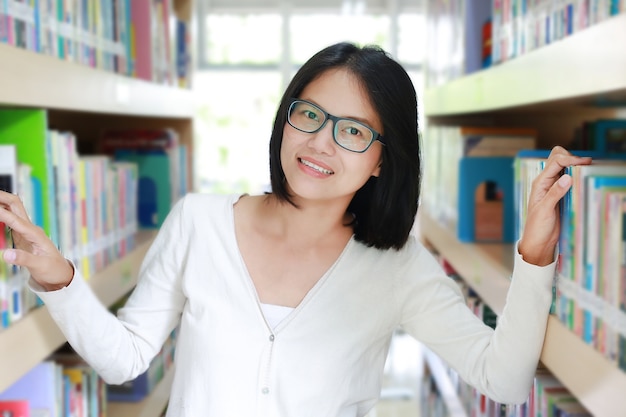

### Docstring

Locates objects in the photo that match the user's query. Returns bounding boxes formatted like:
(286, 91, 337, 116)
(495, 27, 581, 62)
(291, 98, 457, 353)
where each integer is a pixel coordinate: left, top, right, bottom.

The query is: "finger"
(542, 147, 592, 179)
(2, 249, 36, 268)
(543, 173, 573, 209)
(0, 206, 46, 244)
(0, 190, 30, 221)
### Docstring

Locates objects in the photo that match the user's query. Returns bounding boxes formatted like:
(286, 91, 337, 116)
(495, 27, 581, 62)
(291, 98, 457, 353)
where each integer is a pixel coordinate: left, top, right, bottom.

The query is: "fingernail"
(3, 249, 15, 263)
(558, 175, 571, 188)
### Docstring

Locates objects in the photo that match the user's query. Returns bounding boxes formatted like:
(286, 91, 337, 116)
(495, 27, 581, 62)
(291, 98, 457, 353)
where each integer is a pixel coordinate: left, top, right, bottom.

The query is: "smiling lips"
(298, 158, 334, 175)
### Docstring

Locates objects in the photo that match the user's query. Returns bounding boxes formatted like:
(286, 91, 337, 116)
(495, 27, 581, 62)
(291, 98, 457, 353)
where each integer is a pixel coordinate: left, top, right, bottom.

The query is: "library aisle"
(367, 332, 424, 417)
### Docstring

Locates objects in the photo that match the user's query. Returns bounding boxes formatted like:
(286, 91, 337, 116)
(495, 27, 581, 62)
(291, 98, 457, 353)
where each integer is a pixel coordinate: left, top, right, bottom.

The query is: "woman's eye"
(346, 126, 361, 136)
(304, 110, 318, 121)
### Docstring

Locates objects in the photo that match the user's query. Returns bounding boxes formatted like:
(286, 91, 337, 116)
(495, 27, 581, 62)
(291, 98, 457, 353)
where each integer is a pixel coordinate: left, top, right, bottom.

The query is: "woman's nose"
(307, 120, 336, 154)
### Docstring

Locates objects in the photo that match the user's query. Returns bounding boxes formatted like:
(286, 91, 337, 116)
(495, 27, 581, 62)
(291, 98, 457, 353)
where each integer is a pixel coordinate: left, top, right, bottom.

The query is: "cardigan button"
(269, 334, 275, 342)
(262, 387, 270, 395)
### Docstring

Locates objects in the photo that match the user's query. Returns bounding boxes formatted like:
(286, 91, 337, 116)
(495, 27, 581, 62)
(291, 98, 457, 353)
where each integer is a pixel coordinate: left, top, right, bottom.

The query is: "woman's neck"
(258, 194, 354, 246)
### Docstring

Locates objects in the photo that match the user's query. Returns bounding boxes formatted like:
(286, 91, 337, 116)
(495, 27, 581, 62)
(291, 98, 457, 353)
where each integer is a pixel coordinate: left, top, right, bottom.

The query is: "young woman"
(0, 42, 590, 416)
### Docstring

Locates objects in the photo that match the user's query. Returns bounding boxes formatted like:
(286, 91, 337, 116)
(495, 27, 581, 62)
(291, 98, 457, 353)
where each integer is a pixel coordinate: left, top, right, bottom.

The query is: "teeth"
(300, 158, 334, 175)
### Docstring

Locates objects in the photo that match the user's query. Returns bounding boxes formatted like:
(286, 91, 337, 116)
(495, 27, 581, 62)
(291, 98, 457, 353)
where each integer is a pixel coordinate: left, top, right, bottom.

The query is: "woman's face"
(280, 68, 383, 206)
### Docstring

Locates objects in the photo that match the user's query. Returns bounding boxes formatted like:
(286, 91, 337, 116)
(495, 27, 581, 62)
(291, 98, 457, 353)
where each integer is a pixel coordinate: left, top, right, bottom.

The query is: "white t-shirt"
(261, 303, 294, 329)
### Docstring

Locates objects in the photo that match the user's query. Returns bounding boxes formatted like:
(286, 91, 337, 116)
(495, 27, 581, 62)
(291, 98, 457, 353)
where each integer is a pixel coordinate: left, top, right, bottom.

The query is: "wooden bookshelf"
(0, 43, 193, 118)
(0, 231, 157, 393)
(419, 211, 626, 416)
(0, 3, 193, 416)
(424, 14, 626, 118)
(108, 365, 175, 417)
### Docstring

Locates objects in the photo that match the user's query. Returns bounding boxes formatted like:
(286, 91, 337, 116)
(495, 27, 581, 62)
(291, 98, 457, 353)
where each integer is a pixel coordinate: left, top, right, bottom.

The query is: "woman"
(0, 43, 590, 416)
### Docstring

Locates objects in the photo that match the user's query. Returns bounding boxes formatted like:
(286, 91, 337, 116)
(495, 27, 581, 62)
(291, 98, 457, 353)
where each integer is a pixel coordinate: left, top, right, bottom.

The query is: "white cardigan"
(33, 193, 555, 417)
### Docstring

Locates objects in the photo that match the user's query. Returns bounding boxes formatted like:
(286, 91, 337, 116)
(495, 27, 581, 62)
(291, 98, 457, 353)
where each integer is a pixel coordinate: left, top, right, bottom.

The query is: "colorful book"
(584, 175, 626, 344)
(563, 161, 626, 339)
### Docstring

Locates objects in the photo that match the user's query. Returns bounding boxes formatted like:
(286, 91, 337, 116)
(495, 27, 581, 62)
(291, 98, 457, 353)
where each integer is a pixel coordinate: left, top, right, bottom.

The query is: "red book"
(0, 400, 30, 417)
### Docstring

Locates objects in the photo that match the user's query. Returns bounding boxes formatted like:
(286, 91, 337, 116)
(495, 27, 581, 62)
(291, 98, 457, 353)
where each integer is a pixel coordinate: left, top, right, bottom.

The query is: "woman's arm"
(0, 192, 187, 384)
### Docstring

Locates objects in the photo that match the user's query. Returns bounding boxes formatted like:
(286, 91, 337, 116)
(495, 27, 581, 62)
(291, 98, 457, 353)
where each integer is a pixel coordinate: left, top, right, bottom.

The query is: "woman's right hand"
(0, 190, 74, 291)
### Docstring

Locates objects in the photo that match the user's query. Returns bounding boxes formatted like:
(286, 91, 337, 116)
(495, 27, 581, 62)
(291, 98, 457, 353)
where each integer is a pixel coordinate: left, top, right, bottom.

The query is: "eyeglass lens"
(288, 100, 374, 152)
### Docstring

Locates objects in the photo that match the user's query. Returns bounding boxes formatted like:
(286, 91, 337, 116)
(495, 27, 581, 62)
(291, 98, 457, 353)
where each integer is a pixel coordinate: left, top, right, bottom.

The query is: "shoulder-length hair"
(268, 42, 421, 250)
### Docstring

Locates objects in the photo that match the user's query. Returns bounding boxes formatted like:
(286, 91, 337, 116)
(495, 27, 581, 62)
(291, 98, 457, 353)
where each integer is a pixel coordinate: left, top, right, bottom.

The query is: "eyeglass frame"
(286, 98, 385, 153)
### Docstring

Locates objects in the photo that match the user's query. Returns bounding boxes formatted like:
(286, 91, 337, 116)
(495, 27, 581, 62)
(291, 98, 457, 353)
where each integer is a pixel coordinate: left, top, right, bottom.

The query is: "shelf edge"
(0, 44, 194, 118)
(424, 14, 626, 117)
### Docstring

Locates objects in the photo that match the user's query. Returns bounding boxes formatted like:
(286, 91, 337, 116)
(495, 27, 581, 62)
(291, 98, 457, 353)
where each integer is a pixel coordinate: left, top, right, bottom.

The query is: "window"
(193, 6, 426, 195)
(289, 13, 391, 65)
(203, 14, 282, 67)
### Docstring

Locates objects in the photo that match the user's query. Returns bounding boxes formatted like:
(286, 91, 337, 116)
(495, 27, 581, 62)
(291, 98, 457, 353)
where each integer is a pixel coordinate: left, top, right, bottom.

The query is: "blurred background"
(191, 0, 427, 195)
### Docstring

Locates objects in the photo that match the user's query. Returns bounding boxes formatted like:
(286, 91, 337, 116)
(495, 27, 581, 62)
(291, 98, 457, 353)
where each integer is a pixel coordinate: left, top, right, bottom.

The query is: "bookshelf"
(0, 44, 193, 118)
(420, 11, 626, 417)
(0, 231, 157, 394)
(0, 1, 194, 414)
(419, 212, 626, 415)
(424, 14, 626, 118)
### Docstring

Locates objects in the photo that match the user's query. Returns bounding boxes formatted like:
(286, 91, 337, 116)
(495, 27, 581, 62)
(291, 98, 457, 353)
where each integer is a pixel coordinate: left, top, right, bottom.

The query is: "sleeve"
(399, 241, 555, 404)
(31, 196, 189, 384)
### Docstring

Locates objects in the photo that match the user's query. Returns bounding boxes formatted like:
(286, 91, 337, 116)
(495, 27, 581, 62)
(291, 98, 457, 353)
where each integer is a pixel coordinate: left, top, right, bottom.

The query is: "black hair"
(268, 42, 421, 250)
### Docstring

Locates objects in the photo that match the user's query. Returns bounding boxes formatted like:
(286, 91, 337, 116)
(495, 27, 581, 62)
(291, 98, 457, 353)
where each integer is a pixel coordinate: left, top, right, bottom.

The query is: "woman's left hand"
(518, 146, 592, 266)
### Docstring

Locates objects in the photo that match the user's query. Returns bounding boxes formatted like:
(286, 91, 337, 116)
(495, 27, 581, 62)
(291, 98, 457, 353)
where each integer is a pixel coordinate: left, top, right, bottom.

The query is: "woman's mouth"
(298, 158, 334, 175)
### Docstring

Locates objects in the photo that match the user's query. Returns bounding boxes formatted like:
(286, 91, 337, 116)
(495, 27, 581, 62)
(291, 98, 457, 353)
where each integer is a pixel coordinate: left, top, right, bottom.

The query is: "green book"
(0, 109, 58, 246)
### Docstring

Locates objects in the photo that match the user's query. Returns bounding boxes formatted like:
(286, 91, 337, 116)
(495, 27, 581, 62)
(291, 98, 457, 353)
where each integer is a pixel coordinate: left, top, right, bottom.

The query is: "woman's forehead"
(299, 69, 381, 131)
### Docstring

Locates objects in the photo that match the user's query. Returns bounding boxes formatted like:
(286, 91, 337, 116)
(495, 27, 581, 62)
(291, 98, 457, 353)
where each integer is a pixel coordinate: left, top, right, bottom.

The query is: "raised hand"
(0, 190, 73, 291)
(518, 146, 592, 266)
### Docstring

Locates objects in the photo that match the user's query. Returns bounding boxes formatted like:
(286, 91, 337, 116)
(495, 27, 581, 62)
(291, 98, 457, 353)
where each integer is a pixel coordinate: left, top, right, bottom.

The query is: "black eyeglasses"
(287, 98, 385, 153)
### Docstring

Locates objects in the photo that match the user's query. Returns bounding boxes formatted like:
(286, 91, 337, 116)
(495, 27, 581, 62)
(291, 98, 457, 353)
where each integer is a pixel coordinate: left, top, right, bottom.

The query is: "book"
(114, 152, 171, 228)
(0, 361, 60, 417)
(0, 110, 58, 248)
(601, 190, 626, 362)
(464, 0, 492, 74)
(98, 127, 183, 229)
(620, 194, 626, 372)
(0, 0, 8, 44)
(0, 400, 29, 417)
(590, 119, 626, 154)
(131, 0, 175, 84)
(0, 145, 19, 323)
(0, 144, 18, 194)
(560, 161, 626, 339)
(459, 126, 537, 157)
(98, 127, 181, 203)
(584, 175, 626, 347)
(51, 348, 107, 417)
(553, 400, 592, 417)
(175, 19, 191, 88)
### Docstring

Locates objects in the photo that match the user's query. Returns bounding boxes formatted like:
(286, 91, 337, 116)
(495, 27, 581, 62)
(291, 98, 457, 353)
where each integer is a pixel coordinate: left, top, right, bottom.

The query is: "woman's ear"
(371, 159, 382, 178)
